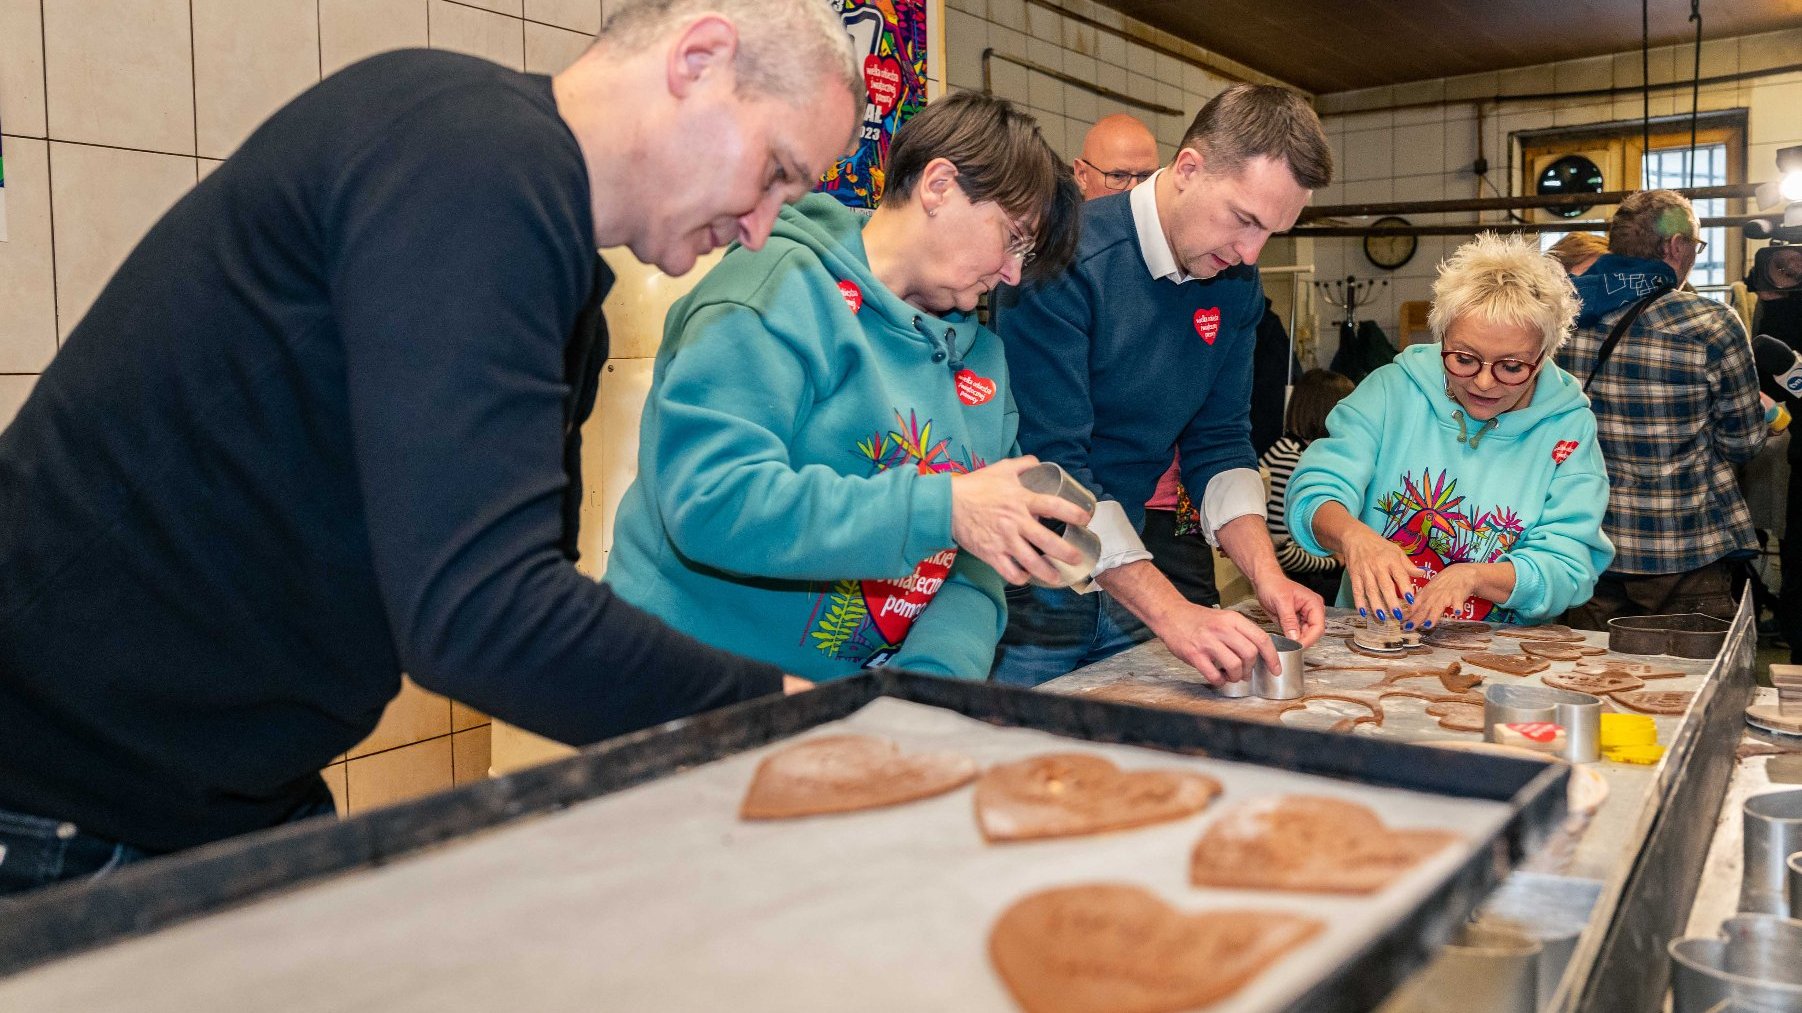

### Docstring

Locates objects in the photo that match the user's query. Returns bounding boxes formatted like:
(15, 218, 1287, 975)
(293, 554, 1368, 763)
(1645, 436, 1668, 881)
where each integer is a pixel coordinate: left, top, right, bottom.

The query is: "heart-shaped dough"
(1519, 641, 1606, 660)
(738, 735, 977, 820)
(975, 753, 1222, 842)
(1543, 671, 1645, 696)
(1425, 700, 1485, 731)
(1612, 689, 1694, 714)
(1574, 659, 1684, 680)
(989, 883, 1323, 1013)
(1495, 624, 1586, 642)
(1462, 652, 1551, 676)
(1192, 796, 1463, 894)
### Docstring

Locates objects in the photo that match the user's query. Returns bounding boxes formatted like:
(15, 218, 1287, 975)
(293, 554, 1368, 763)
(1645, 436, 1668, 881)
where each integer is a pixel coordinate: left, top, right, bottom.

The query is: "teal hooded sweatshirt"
(1284, 343, 1615, 623)
(603, 194, 1014, 680)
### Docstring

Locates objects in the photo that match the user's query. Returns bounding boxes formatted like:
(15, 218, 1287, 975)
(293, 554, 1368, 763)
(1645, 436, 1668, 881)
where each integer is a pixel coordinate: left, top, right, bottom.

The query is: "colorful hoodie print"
(1284, 343, 1614, 623)
(603, 193, 1014, 681)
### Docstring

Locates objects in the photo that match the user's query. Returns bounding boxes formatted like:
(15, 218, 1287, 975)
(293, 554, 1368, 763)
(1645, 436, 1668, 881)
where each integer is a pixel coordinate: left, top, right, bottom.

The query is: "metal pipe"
(1023, 0, 1257, 89)
(980, 48, 1184, 117)
(1288, 214, 1763, 238)
(1303, 183, 1760, 221)
(1325, 61, 1802, 117)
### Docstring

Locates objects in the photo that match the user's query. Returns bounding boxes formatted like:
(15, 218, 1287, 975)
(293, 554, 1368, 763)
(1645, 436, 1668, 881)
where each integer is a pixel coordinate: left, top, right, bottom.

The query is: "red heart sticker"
(1503, 722, 1562, 744)
(862, 549, 957, 645)
(1193, 307, 1221, 345)
(955, 369, 997, 406)
(864, 55, 903, 117)
(837, 279, 862, 314)
(1551, 439, 1578, 465)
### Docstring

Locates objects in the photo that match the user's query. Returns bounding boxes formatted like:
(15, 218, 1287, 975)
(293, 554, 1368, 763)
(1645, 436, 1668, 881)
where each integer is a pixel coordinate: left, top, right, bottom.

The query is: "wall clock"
(1363, 215, 1417, 270)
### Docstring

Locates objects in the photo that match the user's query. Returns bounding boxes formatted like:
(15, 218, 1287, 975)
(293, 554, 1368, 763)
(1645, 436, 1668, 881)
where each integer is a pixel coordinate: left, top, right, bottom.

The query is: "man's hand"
(950, 456, 1092, 585)
(1150, 602, 1279, 686)
(1255, 576, 1326, 646)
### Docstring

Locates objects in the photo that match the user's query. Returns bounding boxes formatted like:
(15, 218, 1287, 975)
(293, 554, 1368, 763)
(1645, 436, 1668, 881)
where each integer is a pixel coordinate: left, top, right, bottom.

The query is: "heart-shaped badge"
(989, 883, 1323, 1013)
(739, 735, 976, 820)
(863, 55, 903, 116)
(1193, 306, 1221, 345)
(975, 753, 1220, 842)
(1191, 795, 1462, 894)
(954, 368, 996, 406)
(1551, 439, 1578, 464)
(837, 279, 862, 314)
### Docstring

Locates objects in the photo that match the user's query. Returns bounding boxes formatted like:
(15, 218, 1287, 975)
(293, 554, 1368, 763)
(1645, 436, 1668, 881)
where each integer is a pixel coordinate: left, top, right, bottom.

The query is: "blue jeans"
(990, 582, 1155, 687)
(0, 796, 337, 898)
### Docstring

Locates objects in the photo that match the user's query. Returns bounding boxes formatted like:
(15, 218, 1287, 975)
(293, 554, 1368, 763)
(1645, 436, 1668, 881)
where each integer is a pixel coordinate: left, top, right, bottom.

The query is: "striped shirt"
(1261, 436, 1339, 574)
(1555, 290, 1765, 575)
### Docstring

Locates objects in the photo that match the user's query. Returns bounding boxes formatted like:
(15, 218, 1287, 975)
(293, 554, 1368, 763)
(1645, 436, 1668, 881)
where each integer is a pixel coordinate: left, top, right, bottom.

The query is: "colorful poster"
(819, 0, 928, 210)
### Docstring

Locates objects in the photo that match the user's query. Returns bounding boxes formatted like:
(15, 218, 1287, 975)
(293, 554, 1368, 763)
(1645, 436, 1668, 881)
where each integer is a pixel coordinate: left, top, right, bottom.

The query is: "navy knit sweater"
(993, 191, 1264, 529)
(0, 52, 780, 853)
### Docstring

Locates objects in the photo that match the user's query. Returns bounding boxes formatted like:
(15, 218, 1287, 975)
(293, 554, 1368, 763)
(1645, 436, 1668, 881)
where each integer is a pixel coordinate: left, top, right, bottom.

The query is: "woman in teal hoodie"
(1286, 233, 1614, 629)
(605, 92, 1081, 682)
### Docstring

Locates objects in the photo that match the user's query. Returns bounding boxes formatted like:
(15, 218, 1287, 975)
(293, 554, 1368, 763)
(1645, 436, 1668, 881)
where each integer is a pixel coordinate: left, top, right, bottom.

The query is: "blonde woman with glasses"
(1285, 232, 1614, 630)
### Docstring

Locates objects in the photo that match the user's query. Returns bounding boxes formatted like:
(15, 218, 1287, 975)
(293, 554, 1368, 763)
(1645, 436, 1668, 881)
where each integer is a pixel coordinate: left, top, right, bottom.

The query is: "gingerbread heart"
(1612, 689, 1694, 714)
(1495, 624, 1586, 643)
(1461, 652, 1551, 676)
(738, 735, 977, 820)
(1422, 630, 1493, 651)
(1426, 700, 1485, 731)
(1574, 659, 1684, 680)
(989, 884, 1322, 1013)
(1519, 641, 1606, 660)
(1192, 795, 1463, 894)
(975, 753, 1222, 842)
(1436, 620, 1493, 634)
(1542, 671, 1645, 695)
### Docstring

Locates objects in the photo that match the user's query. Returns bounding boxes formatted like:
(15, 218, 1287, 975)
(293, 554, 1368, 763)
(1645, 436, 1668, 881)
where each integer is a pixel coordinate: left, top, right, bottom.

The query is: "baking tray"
(0, 672, 1566, 1011)
(1608, 613, 1732, 658)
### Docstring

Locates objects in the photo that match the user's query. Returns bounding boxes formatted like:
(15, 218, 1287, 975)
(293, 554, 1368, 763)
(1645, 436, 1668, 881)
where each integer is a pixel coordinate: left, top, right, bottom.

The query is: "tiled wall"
(1310, 25, 1802, 365)
(0, 0, 608, 812)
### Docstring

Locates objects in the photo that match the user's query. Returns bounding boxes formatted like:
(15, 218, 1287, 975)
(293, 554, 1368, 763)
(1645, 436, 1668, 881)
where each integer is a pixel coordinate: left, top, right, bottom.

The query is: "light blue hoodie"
(1284, 343, 1614, 622)
(603, 194, 1012, 680)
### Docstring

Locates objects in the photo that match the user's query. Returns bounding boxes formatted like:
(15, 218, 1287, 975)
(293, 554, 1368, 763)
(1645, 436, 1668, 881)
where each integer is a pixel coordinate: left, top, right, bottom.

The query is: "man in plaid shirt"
(1559, 189, 1766, 626)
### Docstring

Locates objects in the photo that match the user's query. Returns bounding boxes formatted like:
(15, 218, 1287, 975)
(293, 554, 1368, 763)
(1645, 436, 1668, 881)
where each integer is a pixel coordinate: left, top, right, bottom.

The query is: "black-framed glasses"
(1441, 348, 1543, 386)
(1004, 220, 1036, 266)
(1687, 234, 1710, 255)
(1076, 157, 1154, 191)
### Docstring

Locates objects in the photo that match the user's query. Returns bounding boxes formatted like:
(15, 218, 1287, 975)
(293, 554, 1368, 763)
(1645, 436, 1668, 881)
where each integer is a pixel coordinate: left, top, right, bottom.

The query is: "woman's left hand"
(1405, 564, 1479, 628)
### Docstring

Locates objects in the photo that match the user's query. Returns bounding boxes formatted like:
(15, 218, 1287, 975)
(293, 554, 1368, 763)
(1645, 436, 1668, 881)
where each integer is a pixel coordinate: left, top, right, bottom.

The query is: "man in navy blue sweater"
(992, 84, 1334, 687)
(0, 1, 876, 894)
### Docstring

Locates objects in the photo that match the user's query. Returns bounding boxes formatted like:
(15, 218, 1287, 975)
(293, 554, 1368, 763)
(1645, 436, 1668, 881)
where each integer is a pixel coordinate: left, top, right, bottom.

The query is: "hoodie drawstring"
(914, 316, 964, 376)
(1451, 410, 1500, 449)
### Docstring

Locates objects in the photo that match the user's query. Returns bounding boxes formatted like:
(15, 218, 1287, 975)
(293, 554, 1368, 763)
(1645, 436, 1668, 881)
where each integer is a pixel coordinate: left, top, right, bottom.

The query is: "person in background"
(1, 0, 881, 894)
(1558, 190, 1765, 628)
(1260, 369, 1355, 601)
(1286, 233, 1613, 629)
(605, 92, 1083, 681)
(991, 84, 1333, 689)
(1548, 231, 1609, 276)
(1072, 113, 1160, 200)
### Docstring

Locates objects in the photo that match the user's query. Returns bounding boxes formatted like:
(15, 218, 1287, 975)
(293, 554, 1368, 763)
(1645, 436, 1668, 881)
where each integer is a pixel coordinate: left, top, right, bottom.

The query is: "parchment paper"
(0, 698, 1513, 1013)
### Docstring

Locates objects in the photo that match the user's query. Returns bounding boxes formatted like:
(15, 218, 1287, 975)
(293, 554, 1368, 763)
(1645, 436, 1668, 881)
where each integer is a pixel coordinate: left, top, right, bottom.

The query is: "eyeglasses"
(1686, 234, 1709, 255)
(1005, 220, 1036, 267)
(1441, 348, 1543, 386)
(1076, 158, 1155, 191)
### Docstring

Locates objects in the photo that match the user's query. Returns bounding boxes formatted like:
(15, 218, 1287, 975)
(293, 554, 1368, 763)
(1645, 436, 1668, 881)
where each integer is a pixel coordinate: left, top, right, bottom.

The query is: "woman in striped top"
(1262, 369, 1355, 600)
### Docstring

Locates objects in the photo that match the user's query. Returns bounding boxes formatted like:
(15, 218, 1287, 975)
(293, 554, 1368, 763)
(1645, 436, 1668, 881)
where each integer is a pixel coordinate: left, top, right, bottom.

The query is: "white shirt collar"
(1129, 168, 1192, 284)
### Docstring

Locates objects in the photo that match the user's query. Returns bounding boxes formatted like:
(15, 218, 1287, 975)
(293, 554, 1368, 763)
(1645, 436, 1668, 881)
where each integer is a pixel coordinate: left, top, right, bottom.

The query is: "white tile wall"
(0, 138, 56, 372)
(44, 0, 195, 154)
(193, 0, 322, 159)
(0, 0, 47, 137)
(429, 0, 525, 71)
(525, 20, 591, 75)
(1311, 26, 1802, 367)
(525, 0, 601, 35)
(321, 0, 430, 75)
(49, 143, 197, 338)
(0, 375, 37, 431)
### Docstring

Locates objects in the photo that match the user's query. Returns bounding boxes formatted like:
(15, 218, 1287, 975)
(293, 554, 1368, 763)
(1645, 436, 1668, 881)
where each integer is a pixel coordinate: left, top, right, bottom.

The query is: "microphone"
(1752, 334, 1802, 404)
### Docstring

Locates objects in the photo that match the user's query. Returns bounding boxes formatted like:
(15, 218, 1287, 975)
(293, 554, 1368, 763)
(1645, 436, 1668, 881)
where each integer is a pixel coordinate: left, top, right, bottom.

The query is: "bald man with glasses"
(1073, 114, 1160, 200)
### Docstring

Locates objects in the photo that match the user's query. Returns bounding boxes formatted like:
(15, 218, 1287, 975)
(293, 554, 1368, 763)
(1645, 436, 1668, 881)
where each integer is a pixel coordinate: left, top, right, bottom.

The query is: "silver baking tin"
(1017, 461, 1101, 589)
(1744, 790, 1802, 915)
(1669, 915, 1802, 1013)
(1481, 684, 1603, 764)
(1253, 634, 1306, 700)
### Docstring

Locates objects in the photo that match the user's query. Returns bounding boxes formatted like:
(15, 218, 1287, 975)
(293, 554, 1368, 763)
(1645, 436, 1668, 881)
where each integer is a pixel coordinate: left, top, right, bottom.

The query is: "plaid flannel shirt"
(1555, 289, 1765, 575)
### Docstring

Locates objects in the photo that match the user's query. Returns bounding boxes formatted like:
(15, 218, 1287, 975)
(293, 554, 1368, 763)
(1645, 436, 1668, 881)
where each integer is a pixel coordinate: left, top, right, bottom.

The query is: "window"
(1643, 142, 1729, 295)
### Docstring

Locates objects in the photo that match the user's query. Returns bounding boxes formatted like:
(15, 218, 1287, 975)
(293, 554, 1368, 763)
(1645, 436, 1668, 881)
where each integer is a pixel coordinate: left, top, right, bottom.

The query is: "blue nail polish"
(1405, 592, 1415, 604)
(1358, 607, 1367, 617)
(1422, 620, 1434, 629)
(1404, 621, 1414, 631)
(1392, 608, 1404, 621)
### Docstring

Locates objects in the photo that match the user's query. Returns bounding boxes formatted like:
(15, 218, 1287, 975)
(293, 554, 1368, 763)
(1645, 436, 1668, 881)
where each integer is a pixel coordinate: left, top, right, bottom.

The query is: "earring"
(927, 208, 937, 218)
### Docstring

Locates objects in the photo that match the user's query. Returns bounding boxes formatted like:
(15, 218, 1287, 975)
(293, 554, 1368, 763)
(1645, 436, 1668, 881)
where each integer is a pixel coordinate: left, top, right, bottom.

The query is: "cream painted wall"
(1308, 25, 1802, 366)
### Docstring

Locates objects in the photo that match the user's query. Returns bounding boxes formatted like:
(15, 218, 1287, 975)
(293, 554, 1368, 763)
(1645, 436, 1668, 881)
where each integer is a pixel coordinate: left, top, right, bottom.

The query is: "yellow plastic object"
(1598, 713, 1657, 748)
(1602, 744, 1666, 764)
